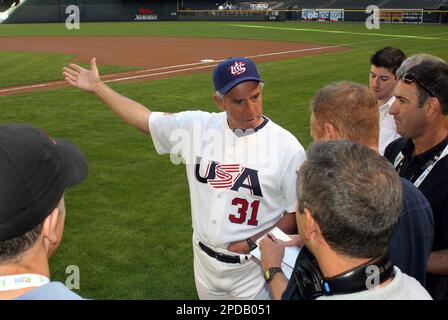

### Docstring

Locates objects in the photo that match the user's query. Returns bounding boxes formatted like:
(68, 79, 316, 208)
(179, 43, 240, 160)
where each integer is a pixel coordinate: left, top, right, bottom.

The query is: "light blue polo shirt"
(15, 282, 84, 300)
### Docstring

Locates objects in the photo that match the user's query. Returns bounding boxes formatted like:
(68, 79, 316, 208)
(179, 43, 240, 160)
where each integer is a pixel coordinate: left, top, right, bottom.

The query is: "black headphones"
(290, 246, 394, 300)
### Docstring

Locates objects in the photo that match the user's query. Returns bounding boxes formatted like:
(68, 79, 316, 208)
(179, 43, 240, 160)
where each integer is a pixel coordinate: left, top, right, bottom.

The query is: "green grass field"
(0, 21, 447, 299)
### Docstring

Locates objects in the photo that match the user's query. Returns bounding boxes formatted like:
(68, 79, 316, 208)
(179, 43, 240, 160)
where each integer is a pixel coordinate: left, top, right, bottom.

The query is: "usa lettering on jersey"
(195, 157, 263, 197)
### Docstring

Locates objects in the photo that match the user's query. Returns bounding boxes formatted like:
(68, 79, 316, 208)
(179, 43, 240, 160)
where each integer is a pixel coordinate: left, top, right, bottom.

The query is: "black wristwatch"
(264, 267, 283, 283)
(246, 237, 257, 251)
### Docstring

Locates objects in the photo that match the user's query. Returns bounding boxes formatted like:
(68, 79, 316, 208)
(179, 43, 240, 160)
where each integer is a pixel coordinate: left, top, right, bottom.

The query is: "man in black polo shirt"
(385, 59, 448, 300)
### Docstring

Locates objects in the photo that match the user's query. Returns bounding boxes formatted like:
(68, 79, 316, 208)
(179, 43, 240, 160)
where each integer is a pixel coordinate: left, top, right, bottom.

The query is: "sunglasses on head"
(401, 72, 436, 98)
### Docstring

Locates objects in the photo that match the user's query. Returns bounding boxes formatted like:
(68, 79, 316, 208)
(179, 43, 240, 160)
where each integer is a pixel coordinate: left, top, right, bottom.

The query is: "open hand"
(63, 58, 101, 93)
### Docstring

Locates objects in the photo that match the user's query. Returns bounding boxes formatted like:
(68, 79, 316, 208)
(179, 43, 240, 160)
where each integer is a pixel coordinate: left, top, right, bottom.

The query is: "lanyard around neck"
(0, 274, 50, 291)
(394, 144, 448, 188)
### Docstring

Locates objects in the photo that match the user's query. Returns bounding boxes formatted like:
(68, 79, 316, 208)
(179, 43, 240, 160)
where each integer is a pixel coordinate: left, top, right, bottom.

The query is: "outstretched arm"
(63, 58, 151, 133)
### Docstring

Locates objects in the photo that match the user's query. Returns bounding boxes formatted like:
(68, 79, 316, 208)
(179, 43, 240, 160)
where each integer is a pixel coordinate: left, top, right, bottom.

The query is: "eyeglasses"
(401, 72, 436, 98)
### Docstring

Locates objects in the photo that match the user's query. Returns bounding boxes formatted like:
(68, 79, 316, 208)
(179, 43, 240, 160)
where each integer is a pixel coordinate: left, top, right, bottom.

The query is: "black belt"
(198, 241, 246, 264)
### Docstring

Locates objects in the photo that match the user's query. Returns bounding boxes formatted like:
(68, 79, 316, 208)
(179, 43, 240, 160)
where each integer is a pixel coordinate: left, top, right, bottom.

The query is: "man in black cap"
(0, 124, 88, 300)
(62, 57, 306, 299)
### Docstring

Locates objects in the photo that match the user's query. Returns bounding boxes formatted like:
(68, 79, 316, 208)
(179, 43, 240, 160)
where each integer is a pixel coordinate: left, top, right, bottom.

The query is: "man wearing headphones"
(260, 140, 431, 299)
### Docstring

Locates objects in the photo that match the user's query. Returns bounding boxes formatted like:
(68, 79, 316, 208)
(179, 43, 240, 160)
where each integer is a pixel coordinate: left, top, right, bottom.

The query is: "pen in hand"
(266, 233, 278, 244)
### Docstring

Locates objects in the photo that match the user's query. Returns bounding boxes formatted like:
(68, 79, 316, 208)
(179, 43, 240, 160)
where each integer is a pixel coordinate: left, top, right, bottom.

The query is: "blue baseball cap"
(213, 57, 263, 94)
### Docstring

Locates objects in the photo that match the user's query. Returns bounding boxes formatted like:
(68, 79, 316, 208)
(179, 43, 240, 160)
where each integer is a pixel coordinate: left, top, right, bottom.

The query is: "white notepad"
(250, 227, 301, 279)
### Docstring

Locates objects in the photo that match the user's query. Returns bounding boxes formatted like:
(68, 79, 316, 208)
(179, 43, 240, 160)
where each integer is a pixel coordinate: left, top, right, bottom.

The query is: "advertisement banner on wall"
(381, 9, 423, 23)
(329, 10, 344, 22)
(302, 9, 344, 22)
(402, 10, 423, 23)
(302, 9, 318, 21)
(380, 10, 403, 23)
(250, 3, 270, 11)
(319, 11, 329, 22)
(134, 6, 158, 21)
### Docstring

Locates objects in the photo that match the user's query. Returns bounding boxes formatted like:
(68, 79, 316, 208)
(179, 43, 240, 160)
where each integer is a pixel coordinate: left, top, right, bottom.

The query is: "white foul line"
(229, 24, 441, 40)
(0, 80, 66, 93)
(105, 64, 217, 83)
(105, 45, 340, 83)
(0, 44, 340, 94)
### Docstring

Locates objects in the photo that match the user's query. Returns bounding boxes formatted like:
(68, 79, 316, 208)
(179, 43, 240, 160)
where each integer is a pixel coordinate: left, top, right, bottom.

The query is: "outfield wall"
(3, 0, 178, 23)
(2, 0, 446, 23)
(178, 8, 445, 23)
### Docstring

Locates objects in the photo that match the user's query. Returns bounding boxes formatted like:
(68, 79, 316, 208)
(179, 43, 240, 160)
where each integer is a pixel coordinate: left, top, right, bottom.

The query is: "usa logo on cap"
(229, 61, 246, 76)
(213, 57, 263, 94)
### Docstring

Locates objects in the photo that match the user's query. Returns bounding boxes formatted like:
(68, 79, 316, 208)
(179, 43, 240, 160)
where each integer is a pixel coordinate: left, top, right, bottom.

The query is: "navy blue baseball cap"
(0, 124, 88, 241)
(213, 57, 263, 94)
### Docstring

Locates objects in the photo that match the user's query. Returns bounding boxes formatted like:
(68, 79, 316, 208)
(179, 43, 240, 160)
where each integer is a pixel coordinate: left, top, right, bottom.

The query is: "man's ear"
(41, 207, 60, 245)
(323, 122, 338, 140)
(213, 94, 226, 112)
(424, 97, 442, 118)
(302, 208, 319, 241)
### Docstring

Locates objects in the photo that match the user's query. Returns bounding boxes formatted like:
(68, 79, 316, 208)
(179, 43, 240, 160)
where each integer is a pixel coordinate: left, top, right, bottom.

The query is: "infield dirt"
(0, 36, 348, 96)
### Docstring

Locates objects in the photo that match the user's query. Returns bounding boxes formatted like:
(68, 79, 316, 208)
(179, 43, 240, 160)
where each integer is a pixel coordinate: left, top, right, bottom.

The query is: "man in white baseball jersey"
(63, 57, 306, 299)
(369, 47, 406, 155)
